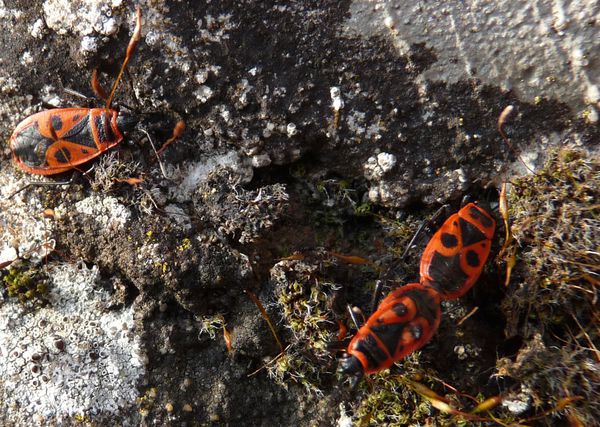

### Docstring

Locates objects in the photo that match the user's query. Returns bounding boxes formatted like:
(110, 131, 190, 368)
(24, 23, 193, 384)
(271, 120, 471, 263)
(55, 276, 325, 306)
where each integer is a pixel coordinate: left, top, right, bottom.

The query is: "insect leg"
(90, 69, 109, 101)
(347, 304, 365, 330)
(400, 204, 449, 260)
(369, 279, 384, 314)
(7, 178, 74, 199)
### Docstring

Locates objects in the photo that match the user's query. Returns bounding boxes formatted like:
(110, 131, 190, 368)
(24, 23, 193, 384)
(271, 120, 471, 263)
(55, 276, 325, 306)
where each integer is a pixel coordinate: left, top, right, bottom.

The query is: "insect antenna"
(105, 6, 142, 110)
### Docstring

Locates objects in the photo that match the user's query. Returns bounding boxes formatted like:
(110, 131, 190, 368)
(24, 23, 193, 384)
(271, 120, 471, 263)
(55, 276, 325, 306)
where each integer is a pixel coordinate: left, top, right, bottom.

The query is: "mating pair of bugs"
(9, 7, 182, 178)
(339, 203, 496, 381)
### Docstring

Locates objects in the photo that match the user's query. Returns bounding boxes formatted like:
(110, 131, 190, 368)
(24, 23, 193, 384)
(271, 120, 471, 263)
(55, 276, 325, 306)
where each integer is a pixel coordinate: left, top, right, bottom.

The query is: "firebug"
(339, 283, 441, 378)
(420, 203, 496, 300)
(8, 7, 176, 177)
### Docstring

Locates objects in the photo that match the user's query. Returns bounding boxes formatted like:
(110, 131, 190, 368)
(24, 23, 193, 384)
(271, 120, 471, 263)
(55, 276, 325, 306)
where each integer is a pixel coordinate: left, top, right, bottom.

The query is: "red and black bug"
(339, 203, 496, 380)
(420, 203, 496, 300)
(9, 7, 143, 175)
(339, 283, 441, 377)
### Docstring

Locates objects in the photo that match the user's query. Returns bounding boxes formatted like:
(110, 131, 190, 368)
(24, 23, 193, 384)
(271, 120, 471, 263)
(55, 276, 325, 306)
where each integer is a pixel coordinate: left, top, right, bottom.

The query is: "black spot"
(371, 322, 405, 356)
(51, 115, 62, 130)
(72, 114, 81, 121)
(424, 251, 469, 296)
(54, 147, 71, 163)
(469, 206, 494, 229)
(354, 333, 389, 370)
(81, 148, 89, 154)
(392, 302, 407, 317)
(466, 250, 480, 267)
(459, 217, 487, 247)
(441, 232, 458, 248)
(54, 339, 65, 351)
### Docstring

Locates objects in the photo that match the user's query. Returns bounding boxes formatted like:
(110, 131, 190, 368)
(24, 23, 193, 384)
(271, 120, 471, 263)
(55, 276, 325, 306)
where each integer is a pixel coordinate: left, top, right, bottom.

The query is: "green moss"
(353, 367, 453, 426)
(268, 251, 352, 394)
(499, 147, 599, 425)
(354, 202, 372, 216)
(2, 267, 49, 305)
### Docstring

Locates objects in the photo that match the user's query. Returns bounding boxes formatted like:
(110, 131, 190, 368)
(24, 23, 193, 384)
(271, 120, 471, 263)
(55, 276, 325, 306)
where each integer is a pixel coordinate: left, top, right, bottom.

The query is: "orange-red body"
(340, 203, 496, 378)
(420, 203, 496, 300)
(10, 108, 137, 175)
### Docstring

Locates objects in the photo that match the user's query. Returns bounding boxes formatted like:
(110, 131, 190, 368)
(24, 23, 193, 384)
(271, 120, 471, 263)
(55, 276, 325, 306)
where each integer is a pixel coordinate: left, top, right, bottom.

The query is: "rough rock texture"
(0, 0, 598, 426)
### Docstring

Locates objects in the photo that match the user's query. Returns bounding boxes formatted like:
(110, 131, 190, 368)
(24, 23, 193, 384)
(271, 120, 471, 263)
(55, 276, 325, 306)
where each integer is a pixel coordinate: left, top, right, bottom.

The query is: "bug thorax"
(115, 110, 138, 133)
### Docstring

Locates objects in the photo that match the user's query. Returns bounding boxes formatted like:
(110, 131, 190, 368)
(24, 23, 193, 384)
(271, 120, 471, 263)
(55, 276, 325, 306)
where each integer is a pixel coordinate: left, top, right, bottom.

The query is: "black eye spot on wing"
(441, 232, 458, 248)
(392, 302, 407, 317)
(51, 115, 62, 131)
(466, 250, 480, 267)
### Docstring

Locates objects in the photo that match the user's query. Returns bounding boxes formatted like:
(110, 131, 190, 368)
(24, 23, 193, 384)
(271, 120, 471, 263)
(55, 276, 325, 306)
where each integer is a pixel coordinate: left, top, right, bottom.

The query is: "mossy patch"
(268, 251, 344, 394)
(497, 147, 599, 425)
(2, 267, 49, 306)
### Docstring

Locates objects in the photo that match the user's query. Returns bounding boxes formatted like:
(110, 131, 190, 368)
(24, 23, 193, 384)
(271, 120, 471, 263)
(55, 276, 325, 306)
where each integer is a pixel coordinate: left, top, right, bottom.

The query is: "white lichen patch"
(364, 152, 397, 180)
(194, 85, 214, 103)
(0, 262, 144, 422)
(367, 181, 409, 206)
(0, 179, 55, 265)
(197, 13, 235, 43)
(72, 195, 132, 230)
(43, 0, 123, 36)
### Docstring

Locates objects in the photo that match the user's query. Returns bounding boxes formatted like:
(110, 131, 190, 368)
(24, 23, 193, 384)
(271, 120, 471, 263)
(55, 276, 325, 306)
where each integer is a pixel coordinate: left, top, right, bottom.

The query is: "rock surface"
(0, 1, 598, 425)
